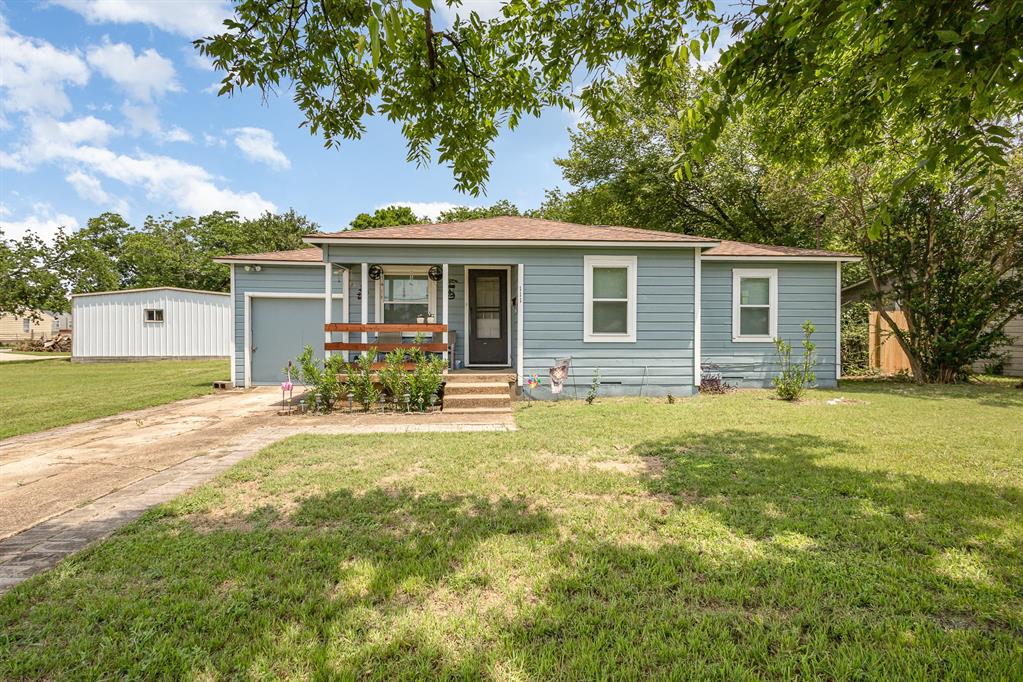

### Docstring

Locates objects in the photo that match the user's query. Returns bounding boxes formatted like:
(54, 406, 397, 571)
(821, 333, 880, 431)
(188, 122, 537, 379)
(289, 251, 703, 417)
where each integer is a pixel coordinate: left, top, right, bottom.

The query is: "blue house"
(216, 216, 857, 398)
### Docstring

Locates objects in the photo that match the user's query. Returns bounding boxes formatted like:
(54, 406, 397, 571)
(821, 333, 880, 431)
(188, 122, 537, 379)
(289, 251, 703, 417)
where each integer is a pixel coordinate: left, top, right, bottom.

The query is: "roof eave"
(213, 257, 326, 266)
(701, 254, 861, 262)
(304, 236, 720, 248)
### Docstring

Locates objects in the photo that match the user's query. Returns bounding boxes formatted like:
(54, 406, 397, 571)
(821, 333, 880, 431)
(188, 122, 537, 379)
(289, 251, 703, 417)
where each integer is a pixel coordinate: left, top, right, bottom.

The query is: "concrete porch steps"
(442, 372, 515, 413)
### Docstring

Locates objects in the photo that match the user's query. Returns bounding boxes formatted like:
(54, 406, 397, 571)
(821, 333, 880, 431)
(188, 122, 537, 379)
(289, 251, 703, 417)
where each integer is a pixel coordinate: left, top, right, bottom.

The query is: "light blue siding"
(232, 263, 341, 386)
(328, 244, 697, 397)
(701, 260, 839, 387)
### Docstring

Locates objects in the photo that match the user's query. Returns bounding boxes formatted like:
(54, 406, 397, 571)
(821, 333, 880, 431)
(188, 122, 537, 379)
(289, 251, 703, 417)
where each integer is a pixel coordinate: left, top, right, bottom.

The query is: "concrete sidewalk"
(0, 390, 515, 593)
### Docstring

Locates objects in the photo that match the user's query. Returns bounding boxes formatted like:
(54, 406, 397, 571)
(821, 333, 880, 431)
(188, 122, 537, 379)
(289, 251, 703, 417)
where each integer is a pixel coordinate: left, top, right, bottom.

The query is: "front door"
(468, 269, 508, 365)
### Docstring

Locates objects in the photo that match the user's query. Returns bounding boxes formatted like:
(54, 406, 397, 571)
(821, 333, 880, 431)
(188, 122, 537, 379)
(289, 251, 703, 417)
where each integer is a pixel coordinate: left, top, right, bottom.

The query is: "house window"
(732, 268, 777, 342)
(22, 318, 31, 333)
(584, 255, 637, 342)
(144, 308, 165, 323)
(377, 269, 434, 323)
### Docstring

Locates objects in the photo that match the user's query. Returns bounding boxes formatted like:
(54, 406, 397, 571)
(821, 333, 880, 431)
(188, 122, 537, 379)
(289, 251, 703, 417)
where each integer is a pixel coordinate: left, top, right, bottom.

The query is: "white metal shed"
(71, 287, 231, 361)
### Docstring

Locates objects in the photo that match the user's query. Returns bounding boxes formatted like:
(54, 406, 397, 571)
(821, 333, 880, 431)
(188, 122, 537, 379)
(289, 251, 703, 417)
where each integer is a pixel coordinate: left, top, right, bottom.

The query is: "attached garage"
(247, 296, 343, 385)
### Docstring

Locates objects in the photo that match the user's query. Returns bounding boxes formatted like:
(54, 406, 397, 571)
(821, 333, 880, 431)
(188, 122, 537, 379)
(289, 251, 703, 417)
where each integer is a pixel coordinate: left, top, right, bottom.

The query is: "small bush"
(347, 350, 381, 411)
(406, 346, 445, 411)
(294, 346, 348, 412)
(773, 320, 817, 401)
(585, 369, 600, 404)
(379, 349, 411, 409)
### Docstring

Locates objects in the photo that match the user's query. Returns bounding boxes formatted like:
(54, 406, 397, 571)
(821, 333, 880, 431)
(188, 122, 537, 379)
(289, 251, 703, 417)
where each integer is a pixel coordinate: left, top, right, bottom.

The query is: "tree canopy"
(198, 1, 1023, 195)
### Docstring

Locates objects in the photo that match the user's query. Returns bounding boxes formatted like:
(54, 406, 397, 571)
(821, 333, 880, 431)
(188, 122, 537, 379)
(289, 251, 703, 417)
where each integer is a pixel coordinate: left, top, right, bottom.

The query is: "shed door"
(250, 298, 323, 385)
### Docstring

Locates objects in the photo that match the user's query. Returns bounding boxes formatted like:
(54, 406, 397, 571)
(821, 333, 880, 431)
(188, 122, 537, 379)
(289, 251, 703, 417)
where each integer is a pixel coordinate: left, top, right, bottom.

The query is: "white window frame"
(374, 266, 437, 325)
(584, 255, 637, 343)
(732, 268, 778, 342)
(144, 308, 165, 323)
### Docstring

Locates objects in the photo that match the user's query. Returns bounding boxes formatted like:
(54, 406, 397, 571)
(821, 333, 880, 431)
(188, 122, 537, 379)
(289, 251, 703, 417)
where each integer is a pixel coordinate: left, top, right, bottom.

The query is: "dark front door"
(468, 269, 508, 365)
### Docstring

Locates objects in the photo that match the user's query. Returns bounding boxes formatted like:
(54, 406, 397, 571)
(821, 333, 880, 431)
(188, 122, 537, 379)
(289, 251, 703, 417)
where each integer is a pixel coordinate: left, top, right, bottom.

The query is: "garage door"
(250, 298, 326, 385)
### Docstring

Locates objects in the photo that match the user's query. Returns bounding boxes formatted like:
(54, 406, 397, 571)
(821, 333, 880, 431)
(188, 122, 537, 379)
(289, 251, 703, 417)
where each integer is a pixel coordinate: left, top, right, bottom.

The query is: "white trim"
(213, 259, 325, 266)
(360, 263, 368, 345)
(694, 249, 701, 386)
(517, 263, 524, 386)
(342, 267, 350, 361)
(442, 263, 449, 365)
(703, 255, 860, 262)
(324, 263, 332, 358)
(463, 265, 513, 367)
(731, 268, 778, 343)
(835, 261, 842, 381)
(71, 286, 229, 298)
(373, 265, 437, 325)
(583, 255, 638, 343)
(306, 237, 718, 249)
(243, 291, 344, 388)
(229, 264, 236, 385)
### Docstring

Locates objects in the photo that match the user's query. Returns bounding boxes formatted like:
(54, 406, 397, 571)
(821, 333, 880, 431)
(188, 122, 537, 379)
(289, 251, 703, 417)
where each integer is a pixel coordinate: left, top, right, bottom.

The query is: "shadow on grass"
(0, 487, 552, 679)
(838, 378, 1023, 408)
(2, 431, 1022, 678)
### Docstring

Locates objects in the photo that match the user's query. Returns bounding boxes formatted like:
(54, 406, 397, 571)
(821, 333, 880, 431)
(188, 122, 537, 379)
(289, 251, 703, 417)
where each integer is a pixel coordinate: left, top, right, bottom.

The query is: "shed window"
(584, 255, 637, 343)
(144, 308, 165, 323)
(732, 269, 777, 342)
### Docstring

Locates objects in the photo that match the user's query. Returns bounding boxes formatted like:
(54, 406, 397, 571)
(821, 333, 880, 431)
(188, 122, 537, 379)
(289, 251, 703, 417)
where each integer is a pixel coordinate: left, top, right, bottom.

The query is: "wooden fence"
(868, 311, 912, 375)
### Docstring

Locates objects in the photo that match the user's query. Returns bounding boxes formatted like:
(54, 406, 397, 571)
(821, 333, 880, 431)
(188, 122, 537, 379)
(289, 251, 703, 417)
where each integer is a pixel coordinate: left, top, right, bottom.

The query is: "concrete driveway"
(0, 389, 283, 541)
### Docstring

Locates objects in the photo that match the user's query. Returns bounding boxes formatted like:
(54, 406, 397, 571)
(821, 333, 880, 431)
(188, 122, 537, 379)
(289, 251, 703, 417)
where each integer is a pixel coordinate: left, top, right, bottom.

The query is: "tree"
(198, 1, 1023, 195)
(536, 64, 828, 247)
(830, 156, 1023, 383)
(0, 230, 66, 317)
(51, 213, 129, 295)
(436, 200, 520, 223)
(349, 205, 424, 230)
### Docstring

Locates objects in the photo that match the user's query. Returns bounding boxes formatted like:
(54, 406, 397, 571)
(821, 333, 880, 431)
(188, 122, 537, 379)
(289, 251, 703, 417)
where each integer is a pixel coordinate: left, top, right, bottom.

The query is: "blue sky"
(0, 0, 579, 241)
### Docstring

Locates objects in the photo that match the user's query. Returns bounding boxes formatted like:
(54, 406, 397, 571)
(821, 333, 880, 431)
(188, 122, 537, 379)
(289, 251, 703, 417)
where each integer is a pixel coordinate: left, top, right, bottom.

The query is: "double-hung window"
(377, 268, 434, 324)
(732, 268, 777, 342)
(584, 255, 637, 342)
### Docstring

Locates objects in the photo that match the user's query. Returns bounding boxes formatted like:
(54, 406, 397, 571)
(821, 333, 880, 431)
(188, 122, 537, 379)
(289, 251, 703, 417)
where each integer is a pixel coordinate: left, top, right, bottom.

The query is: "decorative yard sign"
(549, 358, 570, 395)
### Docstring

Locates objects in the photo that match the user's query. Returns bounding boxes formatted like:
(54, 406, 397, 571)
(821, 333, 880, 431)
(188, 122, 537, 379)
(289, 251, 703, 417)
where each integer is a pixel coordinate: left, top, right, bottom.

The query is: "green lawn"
(0, 359, 229, 439)
(2, 381, 1021, 678)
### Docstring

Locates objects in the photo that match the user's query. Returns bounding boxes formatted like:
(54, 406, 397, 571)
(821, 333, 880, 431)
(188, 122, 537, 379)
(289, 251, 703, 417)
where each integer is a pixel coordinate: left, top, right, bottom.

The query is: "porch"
(323, 262, 523, 377)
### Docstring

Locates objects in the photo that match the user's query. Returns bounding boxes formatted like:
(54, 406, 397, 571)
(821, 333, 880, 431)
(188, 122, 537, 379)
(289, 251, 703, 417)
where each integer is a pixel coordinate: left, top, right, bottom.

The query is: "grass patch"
(0, 359, 228, 439)
(2, 381, 1021, 678)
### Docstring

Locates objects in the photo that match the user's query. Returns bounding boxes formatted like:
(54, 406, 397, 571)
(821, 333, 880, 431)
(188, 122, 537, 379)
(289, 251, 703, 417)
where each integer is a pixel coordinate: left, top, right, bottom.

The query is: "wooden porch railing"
(324, 323, 448, 354)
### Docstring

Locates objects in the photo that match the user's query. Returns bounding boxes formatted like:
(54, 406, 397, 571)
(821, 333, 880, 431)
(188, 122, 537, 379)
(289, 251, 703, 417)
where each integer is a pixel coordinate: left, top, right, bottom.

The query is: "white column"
(342, 266, 350, 362)
(361, 263, 369, 346)
(836, 261, 842, 382)
(694, 248, 702, 387)
(441, 263, 449, 367)
(516, 263, 524, 386)
(323, 262, 332, 358)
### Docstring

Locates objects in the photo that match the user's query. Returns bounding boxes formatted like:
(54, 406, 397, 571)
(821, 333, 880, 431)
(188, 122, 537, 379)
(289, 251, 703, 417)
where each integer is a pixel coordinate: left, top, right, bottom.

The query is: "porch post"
(441, 262, 449, 367)
(324, 262, 332, 358)
(342, 266, 350, 362)
(516, 263, 524, 386)
(361, 263, 369, 346)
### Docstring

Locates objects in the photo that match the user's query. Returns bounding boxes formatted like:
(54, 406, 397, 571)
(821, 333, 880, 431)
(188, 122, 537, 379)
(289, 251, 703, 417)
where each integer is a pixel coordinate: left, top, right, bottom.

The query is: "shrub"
(347, 350, 381, 411)
(406, 346, 445, 411)
(773, 320, 817, 401)
(840, 301, 871, 376)
(585, 369, 600, 404)
(293, 345, 348, 412)
(379, 348, 411, 409)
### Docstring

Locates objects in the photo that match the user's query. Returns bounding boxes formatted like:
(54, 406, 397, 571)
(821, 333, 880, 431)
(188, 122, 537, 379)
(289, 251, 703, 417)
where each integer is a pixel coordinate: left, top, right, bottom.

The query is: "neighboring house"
(216, 217, 858, 396)
(71, 288, 231, 362)
(0, 311, 66, 343)
(843, 277, 1023, 377)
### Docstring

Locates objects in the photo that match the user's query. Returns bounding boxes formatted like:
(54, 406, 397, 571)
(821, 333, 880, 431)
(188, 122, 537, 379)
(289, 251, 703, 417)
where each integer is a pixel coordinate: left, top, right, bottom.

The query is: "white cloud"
(120, 102, 192, 143)
(203, 133, 227, 148)
(375, 201, 463, 222)
(0, 203, 12, 217)
(87, 39, 181, 101)
(51, 0, 231, 38)
(0, 203, 80, 242)
(3, 116, 119, 169)
(227, 127, 291, 170)
(0, 19, 90, 117)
